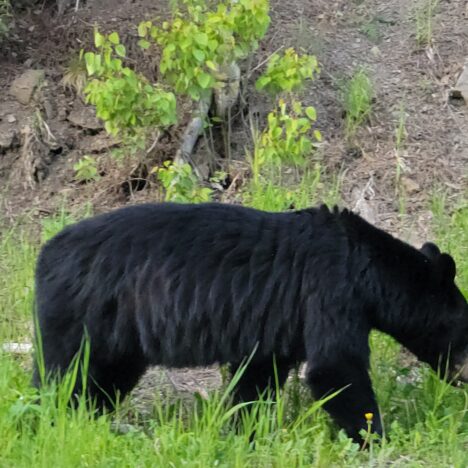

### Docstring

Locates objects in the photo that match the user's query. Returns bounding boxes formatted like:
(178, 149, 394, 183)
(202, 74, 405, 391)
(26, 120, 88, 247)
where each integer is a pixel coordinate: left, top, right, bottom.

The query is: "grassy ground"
(0, 195, 467, 467)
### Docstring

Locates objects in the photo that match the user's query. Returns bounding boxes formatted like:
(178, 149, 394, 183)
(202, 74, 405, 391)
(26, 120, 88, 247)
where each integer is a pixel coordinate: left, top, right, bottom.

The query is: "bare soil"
(1, 0, 466, 409)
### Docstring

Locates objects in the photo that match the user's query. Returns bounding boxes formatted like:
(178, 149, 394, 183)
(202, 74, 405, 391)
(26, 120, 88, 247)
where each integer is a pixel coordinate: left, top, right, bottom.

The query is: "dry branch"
(174, 91, 213, 179)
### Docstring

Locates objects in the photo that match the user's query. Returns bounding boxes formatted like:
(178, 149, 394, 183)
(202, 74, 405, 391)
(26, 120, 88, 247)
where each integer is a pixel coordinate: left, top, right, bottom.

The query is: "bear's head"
(420, 242, 468, 384)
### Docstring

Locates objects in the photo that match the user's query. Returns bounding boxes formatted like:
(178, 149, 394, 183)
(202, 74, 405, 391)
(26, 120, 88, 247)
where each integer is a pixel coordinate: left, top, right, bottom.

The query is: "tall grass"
(244, 163, 342, 212)
(0, 199, 467, 466)
(413, 0, 440, 47)
(431, 195, 468, 295)
(342, 69, 374, 139)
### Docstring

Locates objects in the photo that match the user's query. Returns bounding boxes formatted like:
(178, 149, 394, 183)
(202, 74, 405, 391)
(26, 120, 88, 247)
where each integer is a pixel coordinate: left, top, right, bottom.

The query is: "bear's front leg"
(230, 358, 293, 403)
(306, 357, 382, 443)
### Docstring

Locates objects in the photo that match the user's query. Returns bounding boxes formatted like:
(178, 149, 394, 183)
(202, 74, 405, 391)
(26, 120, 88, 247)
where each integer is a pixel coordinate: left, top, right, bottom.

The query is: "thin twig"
(145, 131, 161, 155)
(248, 46, 284, 78)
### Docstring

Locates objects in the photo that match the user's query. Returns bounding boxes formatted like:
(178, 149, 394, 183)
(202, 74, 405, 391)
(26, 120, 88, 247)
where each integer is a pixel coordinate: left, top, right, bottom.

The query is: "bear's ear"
(434, 253, 456, 284)
(420, 242, 441, 261)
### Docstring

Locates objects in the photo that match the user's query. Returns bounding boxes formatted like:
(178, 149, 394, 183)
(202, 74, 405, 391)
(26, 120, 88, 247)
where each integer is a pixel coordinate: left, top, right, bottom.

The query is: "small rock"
(449, 60, 468, 105)
(2, 342, 33, 354)
(43, 99, 56, 120)
(346, 146, 363, 159)
(7, 114, 16, 123)
(57, 106, 68, 121)
(110, 422, 139, 435)
(78, 133, 120, 153)
(67, 100, 103, 130)
(355, 199, 377, 225)
(351, 181, 378, 225)
(401, 177, 420, 194)
(10, 69, 45, 105)
(0, 124, 19, 152)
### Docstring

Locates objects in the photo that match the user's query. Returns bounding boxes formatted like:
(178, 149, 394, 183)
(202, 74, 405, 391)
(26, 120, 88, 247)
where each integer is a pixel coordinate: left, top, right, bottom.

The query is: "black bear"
(33, 203, 468, 442)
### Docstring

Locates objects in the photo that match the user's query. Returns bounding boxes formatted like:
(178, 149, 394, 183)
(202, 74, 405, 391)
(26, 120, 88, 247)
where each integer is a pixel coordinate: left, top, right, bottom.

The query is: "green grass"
(394, 104, 408, 214)
(342, 69, 374, 139)
(431, 195, 468, 296)
(412, 0, 440, 47)
(359, 20, 381, 43)
(244, 163, 342, 212)
(0, 200, 467, 467)
(0, 0, 11, 40)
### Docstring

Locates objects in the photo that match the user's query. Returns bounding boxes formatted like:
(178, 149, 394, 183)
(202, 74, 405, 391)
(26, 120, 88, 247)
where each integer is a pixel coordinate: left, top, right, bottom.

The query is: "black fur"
(33, 202, 468, 442)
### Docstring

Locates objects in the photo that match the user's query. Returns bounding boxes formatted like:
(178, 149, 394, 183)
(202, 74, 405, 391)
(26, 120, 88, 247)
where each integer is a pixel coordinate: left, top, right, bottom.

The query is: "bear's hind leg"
(33, 329, 148, 412)
(84, 352, 149, 412)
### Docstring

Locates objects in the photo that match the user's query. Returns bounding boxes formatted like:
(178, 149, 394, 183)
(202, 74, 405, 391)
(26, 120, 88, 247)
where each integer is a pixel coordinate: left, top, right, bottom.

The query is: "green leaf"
(115, 44, 126, 57)
(197, 72, 211, 89)
(297, 118, 310, 129)
(192, 49, 205, 62)
(300, 137, 312, 154)
(138, 39, 150, 50)
(84, 52, 95, 75)
(208, 39, 218, 51)
(94, 54, 102, 72)
(292, 101, 302, 114)
(165, 43, 176, 53)
(104, 121, 114, 135)
(109, 32, 120, 45)
(180, 37, 192, 50)
(94, 31, 104, 48)
(255, 76, 271, 90)
(206, 60, 218, 72)
(138, 22, 147, 37)
(233, 45, 244, 59)
(194, 32, 208, 46)
(305, 106, 317, 121)
(187, 85, 200, 100)
(272, 127, 282, 139)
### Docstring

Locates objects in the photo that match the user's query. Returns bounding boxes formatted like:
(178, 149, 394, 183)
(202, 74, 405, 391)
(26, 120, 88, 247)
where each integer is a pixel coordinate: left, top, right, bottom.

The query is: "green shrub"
(73, 156, 100, 183)
(138, 0, 270, 100)
(252, 99, 321, 175)
(84, 31, 177, 140)
(256, 48, 319, 96)
(155, 160, 212, 203)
